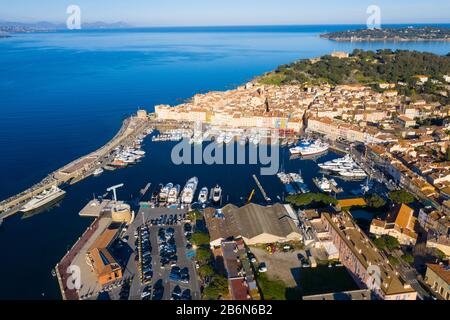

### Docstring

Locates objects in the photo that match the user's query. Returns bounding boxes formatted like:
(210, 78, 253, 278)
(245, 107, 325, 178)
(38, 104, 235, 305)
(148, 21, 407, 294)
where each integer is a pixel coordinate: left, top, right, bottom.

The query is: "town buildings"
(425, 263, 450, 300)
(369, 204, 419, 246)
(321, 211, 417, 300)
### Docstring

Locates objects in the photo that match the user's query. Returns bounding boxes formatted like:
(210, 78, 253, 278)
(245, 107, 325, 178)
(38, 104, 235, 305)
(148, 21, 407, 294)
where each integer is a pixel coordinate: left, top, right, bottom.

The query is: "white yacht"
(21, 186, 66, 213)
(224, 133, 233, 144)
(198, 187, 209, 204)
(239, 135, 247, 146)
(167, 184, 181, 204)
(159, 183, 173, 202)
(93, 168, 104, 176)
(216, 133, 225, 144)
(313, 176, 332, 193)
(181, 177, 199, 204)
(211, 185, 222, 204)
(290, 139, 329, 156)
(339, 169, 368, 179)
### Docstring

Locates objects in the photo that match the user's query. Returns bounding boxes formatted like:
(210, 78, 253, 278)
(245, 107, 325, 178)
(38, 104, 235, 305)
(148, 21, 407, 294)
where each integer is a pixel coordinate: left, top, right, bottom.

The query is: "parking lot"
(120, 207, 201, 300)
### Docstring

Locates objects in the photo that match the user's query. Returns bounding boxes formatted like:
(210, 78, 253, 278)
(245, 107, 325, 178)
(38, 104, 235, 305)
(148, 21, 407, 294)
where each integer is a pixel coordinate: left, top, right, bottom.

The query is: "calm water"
(0, 25, 449, 299)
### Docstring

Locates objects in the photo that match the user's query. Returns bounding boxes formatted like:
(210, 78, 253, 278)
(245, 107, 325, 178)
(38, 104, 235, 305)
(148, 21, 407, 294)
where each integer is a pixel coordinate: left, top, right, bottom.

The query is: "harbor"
(0, 133, 387, 298)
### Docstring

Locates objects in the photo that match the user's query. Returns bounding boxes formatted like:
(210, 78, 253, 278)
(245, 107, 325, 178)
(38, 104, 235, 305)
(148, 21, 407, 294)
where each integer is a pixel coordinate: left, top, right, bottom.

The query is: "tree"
(445, 147, 450, 161)
(402, 253, 414, 265)
(198, 264, 215, 278)
(196, 247, 212, 263)
(286, 193, 338, 207)
(203, 275, 229, 300)
(373, 235, 400, 251)
(384, 235, 401, 250)
(365, 194, 386, 209)
(388, 190, 415, 204)
(191, 232, 210, 246)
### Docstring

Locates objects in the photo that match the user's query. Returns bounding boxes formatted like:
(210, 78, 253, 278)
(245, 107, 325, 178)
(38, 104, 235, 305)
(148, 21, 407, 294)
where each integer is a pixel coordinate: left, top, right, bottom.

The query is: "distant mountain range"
(0, 20, 132, 32)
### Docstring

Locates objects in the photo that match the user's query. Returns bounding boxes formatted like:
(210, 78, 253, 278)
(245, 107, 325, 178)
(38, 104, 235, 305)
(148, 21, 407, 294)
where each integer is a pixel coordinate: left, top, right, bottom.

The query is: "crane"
(107, 183, 124, 201)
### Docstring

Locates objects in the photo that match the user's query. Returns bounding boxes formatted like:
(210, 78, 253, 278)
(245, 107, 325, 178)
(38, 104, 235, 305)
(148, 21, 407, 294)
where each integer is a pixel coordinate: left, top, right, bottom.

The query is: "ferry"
(167, 184, 181, 204)
(198, 187, 209, 204)
(159, 183, 173, 202)
(290, 139, 329, 156)
(211, 185, 222, 204)
(181, 177, 199, 204)
(21, 186, 66, 213)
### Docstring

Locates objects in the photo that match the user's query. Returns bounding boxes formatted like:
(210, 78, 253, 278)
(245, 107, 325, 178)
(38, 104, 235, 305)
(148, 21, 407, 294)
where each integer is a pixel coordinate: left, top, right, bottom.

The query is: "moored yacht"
(167, 184, 181, 204)
(211, 185, 222, 204)
(21, 186, 66, 213)
(159, 183, 173, 202)
(93, 168, 104, 176)
(290, 139, 329, 156)
(198, 187, 209, 204)
(181, 177, 199, 204)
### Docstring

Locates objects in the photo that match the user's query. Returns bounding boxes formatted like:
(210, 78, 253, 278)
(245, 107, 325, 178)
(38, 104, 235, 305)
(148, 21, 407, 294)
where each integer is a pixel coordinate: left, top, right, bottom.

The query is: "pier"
(0, 112, 152, 220)
(252, 175, 271, 203)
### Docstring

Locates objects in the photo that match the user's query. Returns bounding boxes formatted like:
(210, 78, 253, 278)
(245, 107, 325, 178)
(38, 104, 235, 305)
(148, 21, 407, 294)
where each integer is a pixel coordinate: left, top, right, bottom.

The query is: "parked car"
(258, 263, 268, 273)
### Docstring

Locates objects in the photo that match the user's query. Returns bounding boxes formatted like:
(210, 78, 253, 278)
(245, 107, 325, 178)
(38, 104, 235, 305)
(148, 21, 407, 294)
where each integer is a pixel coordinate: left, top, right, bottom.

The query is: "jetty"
(0, 111, 152, 221)
(252, 175, 271, 202)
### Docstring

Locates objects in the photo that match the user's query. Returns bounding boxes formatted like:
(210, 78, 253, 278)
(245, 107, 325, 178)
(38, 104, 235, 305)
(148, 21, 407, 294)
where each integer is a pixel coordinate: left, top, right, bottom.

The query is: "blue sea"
(0, 25, 449, 299)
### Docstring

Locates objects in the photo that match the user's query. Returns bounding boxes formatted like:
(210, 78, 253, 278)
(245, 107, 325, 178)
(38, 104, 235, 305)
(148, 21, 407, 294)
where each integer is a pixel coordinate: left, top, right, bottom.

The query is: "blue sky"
(1, 0, 449, 26)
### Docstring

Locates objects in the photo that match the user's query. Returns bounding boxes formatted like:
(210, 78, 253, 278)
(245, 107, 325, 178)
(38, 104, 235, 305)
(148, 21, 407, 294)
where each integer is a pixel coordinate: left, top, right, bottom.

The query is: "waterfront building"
(86, 225, 123, 286)
(425, 264, 450, 300)
(302, 289, 372, 300)
(204, 203, 301, 247)
(321, 211, 417, 300)
(370, 204, 418, 246)
(214, 239, 259, 300)
(426, 231, 450, 257)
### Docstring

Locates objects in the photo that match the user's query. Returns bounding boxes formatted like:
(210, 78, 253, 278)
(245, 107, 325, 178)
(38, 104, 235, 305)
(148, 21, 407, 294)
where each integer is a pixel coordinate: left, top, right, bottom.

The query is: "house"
(85, 225, 123, 286)
(396, 115, 416, 128)
(370, 204, 418, 246)
(425, 264, 450, 300)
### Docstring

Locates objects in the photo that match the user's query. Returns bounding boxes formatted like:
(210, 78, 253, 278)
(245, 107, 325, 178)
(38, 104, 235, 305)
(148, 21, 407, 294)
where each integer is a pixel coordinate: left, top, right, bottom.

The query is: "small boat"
(93, 168, 104, 176)
(198, 187, 209, 204)
(51, 269, 57, 277)
(211, 185, 222, 204)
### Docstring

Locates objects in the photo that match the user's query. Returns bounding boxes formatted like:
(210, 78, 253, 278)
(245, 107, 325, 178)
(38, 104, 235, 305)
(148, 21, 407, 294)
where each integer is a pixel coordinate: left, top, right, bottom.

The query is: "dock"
(0, 112, 153, 220)
(252, 175, 271, 202)
(137, 183, 151, 202)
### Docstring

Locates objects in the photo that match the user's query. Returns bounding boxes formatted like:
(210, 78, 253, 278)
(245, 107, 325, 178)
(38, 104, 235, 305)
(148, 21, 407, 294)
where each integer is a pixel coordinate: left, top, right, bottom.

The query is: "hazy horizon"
(1, 0, 449, 27)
